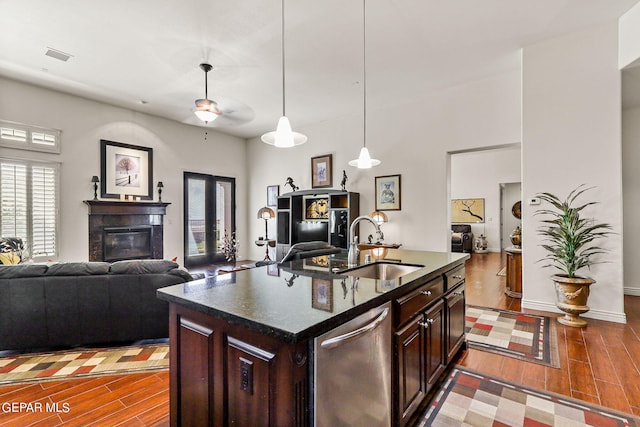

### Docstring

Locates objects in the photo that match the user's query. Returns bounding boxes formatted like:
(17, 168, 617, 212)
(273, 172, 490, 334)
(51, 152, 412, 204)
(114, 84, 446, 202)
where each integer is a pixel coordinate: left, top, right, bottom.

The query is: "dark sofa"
(0, 259, 194, 351)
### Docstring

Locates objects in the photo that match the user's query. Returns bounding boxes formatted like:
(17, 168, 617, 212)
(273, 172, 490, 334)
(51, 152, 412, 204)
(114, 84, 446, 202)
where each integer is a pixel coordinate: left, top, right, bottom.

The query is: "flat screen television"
(295, 221, 328, 243)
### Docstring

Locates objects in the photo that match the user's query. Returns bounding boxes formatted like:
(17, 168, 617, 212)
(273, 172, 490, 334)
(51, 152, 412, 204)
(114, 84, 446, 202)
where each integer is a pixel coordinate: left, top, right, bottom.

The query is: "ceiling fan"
(190, 62, 254, 128)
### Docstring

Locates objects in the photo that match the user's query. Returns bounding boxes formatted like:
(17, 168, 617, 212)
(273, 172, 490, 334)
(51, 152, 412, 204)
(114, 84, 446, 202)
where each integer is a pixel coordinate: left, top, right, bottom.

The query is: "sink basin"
(341, 262, 423, 280)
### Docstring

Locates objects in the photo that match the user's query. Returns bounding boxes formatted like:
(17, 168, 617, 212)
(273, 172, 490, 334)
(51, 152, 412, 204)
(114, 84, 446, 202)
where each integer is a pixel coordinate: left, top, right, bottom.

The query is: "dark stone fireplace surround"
(84, 200, 170, 262)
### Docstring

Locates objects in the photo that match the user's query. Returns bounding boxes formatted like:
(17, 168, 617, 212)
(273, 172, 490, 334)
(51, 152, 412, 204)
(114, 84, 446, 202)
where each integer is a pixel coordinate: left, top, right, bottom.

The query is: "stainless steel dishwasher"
(314, 302, 392, 427)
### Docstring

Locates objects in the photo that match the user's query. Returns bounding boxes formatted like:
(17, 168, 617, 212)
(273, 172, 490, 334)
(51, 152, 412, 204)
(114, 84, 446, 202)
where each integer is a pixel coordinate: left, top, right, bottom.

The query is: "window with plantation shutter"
(0, 159, 58, 258)
(0, 120, 61, 153)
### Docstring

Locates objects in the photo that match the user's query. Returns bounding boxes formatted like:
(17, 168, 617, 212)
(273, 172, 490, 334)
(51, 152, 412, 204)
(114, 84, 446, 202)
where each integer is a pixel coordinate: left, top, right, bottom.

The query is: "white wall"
(0, 77, 248, 266)
(619, 1, 640, 69)
(521, 23, 625, 323)
(450, 146, 521, 252)
(623, 106, 640, 295)
(245, 71, 522, 261)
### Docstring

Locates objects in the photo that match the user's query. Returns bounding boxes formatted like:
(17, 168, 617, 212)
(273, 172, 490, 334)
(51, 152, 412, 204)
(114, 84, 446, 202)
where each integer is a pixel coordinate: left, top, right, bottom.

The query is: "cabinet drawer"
(445, 265, 465, 290)
(395, 277, 444, 327)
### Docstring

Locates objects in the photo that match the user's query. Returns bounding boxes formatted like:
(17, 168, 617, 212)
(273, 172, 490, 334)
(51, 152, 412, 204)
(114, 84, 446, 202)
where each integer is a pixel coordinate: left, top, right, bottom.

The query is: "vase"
(552, 275, 595, 327)
(510, 226, 521, 248)
(473, 235, 488, 253)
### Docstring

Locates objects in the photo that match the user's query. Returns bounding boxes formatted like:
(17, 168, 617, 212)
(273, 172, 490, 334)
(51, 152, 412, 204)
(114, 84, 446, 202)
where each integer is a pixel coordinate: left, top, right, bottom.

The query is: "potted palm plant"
(536, 185, 612, 327)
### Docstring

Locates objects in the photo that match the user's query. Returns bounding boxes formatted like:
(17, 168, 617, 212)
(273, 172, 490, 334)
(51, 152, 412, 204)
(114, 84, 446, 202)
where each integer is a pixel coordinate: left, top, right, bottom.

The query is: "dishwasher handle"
(320, 307, 389, 349)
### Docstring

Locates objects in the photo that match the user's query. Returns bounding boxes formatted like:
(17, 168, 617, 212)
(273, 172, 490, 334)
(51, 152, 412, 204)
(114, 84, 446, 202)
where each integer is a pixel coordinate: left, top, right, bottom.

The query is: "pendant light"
(261, 0, 307, 148)
(349, 0, 380, 168)
(194, 63, 220, 124)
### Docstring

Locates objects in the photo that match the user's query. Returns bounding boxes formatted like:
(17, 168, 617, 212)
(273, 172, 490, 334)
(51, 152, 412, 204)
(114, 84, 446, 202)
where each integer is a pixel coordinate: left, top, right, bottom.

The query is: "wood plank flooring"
(1, 252, 639, 425)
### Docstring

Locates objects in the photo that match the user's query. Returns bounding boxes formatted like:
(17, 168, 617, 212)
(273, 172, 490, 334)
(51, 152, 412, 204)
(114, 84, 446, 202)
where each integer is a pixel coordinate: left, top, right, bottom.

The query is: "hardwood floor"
(1, 252, 639, 425)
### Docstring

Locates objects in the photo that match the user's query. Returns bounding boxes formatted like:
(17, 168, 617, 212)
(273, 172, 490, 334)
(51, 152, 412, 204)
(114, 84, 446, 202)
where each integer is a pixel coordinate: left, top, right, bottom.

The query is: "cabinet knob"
(421, 290, 432, 296)
(418, 319, 435, 328)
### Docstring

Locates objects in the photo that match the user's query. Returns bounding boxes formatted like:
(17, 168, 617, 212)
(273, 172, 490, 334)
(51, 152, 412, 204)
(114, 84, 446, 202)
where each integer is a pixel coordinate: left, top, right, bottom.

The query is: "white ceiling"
(1, 0, 638, 139)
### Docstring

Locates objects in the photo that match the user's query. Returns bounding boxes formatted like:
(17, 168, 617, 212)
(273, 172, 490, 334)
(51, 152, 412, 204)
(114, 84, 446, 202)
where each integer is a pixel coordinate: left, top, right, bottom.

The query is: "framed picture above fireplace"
(100, 139, 153, 200)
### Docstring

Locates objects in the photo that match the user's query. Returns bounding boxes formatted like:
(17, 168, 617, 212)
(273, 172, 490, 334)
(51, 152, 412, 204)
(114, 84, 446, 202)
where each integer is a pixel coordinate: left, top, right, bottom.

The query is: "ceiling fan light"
(194, 98, 219, 123)
(348, 146, 381, 169)
(261, 116, 307, 148)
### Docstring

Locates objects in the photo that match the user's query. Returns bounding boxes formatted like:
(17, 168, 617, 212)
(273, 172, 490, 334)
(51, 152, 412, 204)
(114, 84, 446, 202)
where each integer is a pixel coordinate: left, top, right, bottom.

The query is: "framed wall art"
(311, 154, 333, 188)
(267, 185, 279, 207)
(375, 174, 401, 211)
(451, 198, 485, 223)
(100, 139, 153, 200)
(312, 278, 333, 312)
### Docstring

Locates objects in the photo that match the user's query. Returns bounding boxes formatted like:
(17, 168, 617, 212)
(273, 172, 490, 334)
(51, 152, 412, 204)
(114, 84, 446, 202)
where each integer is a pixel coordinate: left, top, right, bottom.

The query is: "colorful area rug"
(0, 344, 169, 385)
(418, 367, 640, 427)
(466, 306, 560, 368)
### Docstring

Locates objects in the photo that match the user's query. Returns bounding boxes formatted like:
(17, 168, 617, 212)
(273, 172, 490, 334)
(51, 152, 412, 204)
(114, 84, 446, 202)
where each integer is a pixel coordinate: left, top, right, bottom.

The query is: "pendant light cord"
(363, 0, 367, 149)
(282, 0, 286, 117)
(204, 67, 208, 99)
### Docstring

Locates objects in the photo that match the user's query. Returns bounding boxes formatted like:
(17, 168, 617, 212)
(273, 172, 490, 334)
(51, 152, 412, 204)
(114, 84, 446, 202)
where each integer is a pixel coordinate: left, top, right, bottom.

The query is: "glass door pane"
(184, 172, 235, 267)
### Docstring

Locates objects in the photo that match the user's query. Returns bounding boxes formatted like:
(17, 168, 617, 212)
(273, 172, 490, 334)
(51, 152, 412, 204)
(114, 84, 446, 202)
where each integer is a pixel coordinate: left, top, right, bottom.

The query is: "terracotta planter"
(552, 275, 595, 328)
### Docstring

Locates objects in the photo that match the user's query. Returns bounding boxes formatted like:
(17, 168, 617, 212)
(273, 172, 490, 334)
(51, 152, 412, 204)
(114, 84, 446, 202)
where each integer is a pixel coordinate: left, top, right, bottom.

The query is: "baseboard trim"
(521, 299, 627, 324)
(624, 287, 640, 296)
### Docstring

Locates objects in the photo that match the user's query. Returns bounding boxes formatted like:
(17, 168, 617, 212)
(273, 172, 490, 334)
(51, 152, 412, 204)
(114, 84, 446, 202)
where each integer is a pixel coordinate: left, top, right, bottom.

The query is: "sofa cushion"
(45, 262, 111, 276)
(0, 264, 48, 278)
(110, 259, 179, 274)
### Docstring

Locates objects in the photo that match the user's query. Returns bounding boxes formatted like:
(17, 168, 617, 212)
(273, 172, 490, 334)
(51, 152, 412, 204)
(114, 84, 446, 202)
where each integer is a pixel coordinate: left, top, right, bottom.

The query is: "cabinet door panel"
(226, 336, 276, 427)
(178, 317, 216, 427)
(424, 300, 445, 391)
(446, 284, 466, 362)
(395, 317, 425, 427)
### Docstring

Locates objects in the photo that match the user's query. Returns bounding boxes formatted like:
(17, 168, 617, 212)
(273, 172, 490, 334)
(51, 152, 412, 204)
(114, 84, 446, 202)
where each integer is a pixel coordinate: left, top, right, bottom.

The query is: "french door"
(183, 172, 235, 267)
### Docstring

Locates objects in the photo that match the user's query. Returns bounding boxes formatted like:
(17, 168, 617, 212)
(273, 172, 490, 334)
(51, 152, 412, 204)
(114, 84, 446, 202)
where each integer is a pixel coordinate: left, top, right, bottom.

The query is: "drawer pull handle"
(421, 290, 432, 296)
(453, 291, 464, 296)
(452, 275, 463, 279)
(418, 319, 435, 328)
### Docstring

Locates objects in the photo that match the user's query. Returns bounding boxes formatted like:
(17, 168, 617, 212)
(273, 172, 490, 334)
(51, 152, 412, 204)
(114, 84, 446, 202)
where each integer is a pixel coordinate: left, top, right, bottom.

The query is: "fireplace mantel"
(84, 200, 171, 261)
(83, 200, 170, 216)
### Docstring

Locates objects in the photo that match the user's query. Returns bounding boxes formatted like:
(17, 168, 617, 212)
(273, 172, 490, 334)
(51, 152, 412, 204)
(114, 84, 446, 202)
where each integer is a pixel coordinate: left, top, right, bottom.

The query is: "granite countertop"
(157, 249, 469, 343)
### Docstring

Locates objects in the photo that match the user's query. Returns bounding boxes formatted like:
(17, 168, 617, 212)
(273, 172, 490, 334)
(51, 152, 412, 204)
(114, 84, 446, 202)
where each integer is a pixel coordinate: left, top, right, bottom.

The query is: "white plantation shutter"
(31, 165, 57, 256)
(0, 120, 60, 153)
(0, 162, 28, 239)
(0, 159, 58, 258)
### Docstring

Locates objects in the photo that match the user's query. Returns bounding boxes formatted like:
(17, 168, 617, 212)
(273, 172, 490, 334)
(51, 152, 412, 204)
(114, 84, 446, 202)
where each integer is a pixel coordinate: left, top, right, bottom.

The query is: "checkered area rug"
(0, 344, 169, 385)
(466, 306, 560, 368)
(418, 367, 640, 427)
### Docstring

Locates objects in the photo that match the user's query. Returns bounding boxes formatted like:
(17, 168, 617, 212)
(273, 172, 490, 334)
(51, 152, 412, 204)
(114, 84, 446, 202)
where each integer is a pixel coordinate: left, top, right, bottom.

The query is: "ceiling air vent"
(45, 47, 72, 62)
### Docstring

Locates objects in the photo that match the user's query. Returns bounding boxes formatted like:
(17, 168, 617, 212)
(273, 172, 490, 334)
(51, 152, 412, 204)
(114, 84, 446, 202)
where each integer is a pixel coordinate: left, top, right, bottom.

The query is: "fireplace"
(103, 226, 153, 262)
(84, 200, 170, 262)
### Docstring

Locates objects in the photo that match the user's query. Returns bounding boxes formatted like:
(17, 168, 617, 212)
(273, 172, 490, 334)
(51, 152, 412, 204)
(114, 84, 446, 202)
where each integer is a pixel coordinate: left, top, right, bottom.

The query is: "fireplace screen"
(103, 226, 153, 261)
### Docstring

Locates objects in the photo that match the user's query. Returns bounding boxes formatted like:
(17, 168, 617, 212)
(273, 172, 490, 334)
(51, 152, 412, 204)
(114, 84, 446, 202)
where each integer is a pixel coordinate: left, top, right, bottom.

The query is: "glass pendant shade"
(194, 98, 219, 123)
(348, 147, 380, 169)
(261, 116, 307, 148)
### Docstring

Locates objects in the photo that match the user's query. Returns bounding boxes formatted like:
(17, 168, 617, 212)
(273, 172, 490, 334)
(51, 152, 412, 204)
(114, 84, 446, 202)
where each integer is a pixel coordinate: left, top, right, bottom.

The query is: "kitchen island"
(157, 249, 469, 427)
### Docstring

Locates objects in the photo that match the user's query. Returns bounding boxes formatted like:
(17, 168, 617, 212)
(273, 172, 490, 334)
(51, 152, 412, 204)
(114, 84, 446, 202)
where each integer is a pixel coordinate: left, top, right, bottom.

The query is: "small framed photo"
(100, 139, 153, 200)
(375, 174, 401, 211)
(311, 154, 333, 189)
(267, 263, 280, 277)
(312, 278, 333, 312)
(267, 185, 279, 207)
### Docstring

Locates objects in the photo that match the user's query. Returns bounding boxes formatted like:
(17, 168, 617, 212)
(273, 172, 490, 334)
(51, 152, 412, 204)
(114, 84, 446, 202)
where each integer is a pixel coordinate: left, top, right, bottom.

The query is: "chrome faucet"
(348, 215, 383, 266)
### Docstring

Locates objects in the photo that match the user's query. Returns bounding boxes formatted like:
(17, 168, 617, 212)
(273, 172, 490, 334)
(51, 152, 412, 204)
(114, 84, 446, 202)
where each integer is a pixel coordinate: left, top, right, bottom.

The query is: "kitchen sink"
(341, 262, 424, 280)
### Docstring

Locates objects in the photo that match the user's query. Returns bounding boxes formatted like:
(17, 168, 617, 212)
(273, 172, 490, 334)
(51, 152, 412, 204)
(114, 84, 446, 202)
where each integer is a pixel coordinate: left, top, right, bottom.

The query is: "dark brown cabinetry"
(168, 304, 308, 427)
(393, 266, 465, 426)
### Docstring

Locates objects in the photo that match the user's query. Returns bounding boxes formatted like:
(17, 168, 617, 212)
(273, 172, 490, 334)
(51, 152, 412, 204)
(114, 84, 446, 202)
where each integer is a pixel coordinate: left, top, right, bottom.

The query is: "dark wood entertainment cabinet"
(275, 189, 359, 261)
